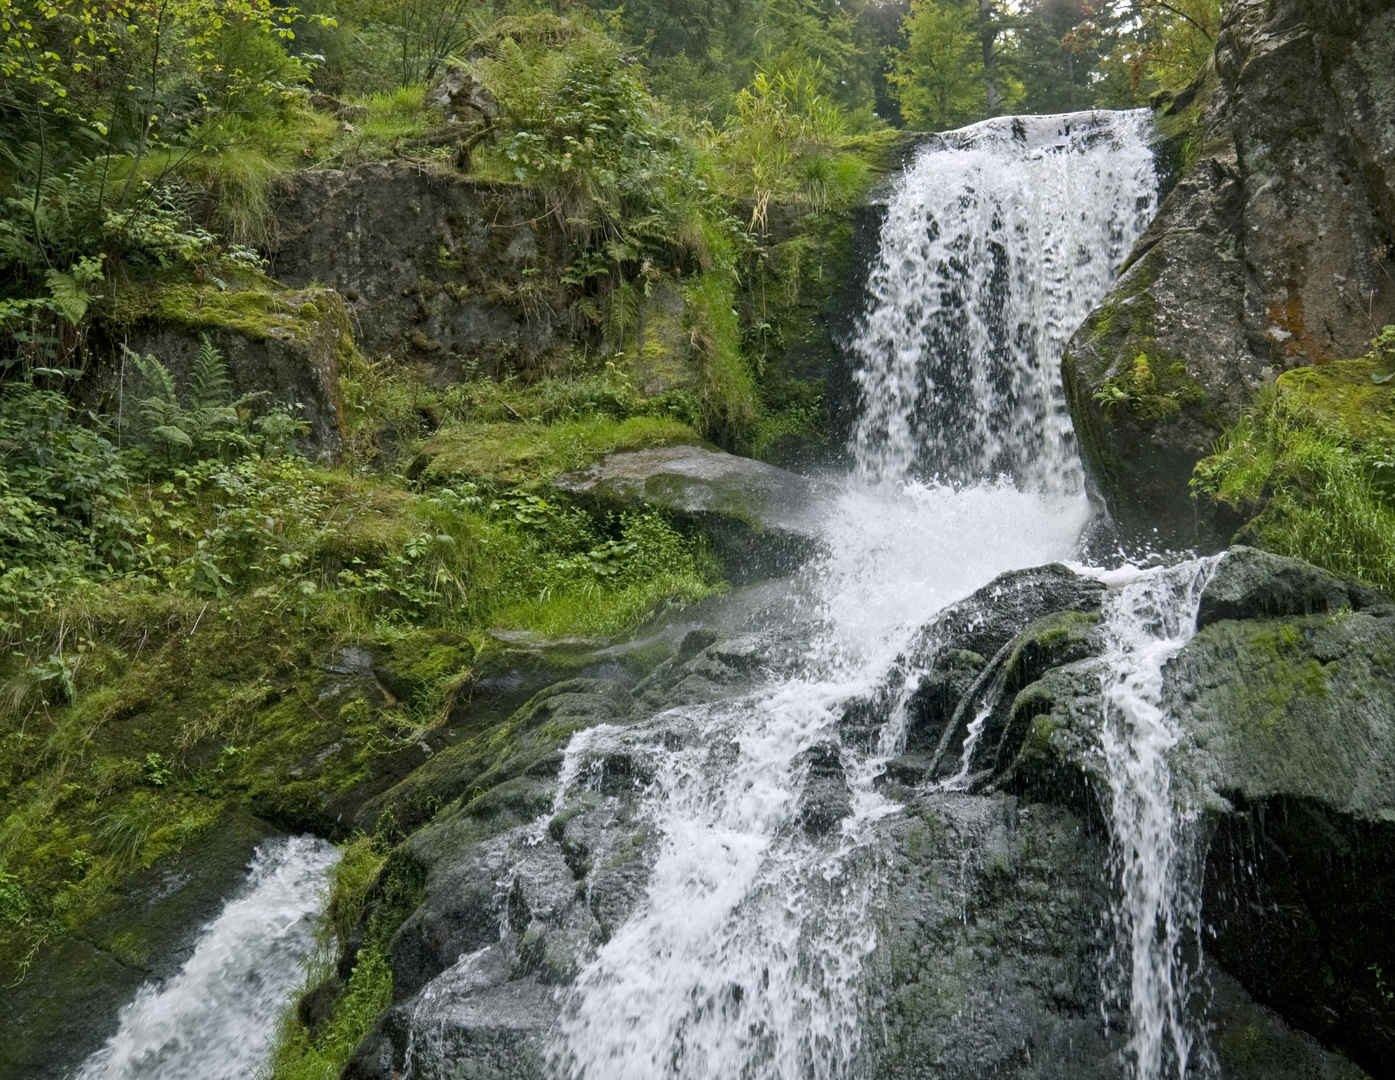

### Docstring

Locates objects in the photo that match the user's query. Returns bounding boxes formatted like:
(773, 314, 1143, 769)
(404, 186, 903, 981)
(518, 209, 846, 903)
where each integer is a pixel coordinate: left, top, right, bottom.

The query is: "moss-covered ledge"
(97, 277, 357, 457)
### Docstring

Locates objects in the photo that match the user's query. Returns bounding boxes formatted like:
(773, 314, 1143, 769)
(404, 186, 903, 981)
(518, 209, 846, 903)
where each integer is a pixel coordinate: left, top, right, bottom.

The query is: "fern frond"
(125, 347, 178, 406)
(190, 335, 231, 413)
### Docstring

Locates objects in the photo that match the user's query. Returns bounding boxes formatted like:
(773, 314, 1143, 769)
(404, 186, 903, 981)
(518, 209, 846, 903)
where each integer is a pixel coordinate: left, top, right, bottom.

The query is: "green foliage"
(472, 17, 732, 269)
(1093, 352, 1205, 423)
(711, 63, 869, 221)
(683, 272, 758, 444)
(888, 0, 992, 130)
(121, 337, 295, 465)
(1370, 324, 1395, 383)
(1102, 0, 1221, 99)
(1193, 349, 1395, 593)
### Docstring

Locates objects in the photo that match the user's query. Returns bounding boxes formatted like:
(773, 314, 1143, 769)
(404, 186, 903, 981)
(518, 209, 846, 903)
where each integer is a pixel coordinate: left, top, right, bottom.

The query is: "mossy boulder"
(1197, 546, 1385, 627)
(553, 444, 827, 581)
(101, 280, 355, 457)
(1063, 0, 1395, 544)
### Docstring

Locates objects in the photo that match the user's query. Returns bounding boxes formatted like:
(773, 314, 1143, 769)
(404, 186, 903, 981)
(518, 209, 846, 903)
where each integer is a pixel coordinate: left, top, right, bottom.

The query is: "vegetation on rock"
(1193, 329, 1395, 593)
(0, 0, 1265, 1074)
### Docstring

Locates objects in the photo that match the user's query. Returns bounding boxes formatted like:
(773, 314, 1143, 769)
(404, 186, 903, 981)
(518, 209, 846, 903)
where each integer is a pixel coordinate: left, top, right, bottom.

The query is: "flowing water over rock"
(523, 110, 1161, 1080)
(851, 111, 1158, 492)
(1096, 560, 1220, 1080)
(72, 836, 338, 1080)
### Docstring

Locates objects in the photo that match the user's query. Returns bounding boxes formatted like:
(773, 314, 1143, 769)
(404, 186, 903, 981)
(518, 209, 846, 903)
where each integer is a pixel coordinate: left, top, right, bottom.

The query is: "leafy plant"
(123, 336, 277, 463)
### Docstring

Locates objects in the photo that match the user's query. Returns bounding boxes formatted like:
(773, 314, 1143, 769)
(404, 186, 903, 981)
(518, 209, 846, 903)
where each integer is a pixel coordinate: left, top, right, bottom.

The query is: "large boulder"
(553, 445, 828, 580)
(977, 549, 1395, 1077)
(270, 164, 577, 379)
(1063, 0, 1395, 544)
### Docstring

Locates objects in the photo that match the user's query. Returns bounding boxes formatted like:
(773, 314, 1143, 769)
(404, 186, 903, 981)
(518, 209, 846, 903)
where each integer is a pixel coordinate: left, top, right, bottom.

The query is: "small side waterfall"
(72, 836, 338, 1080)
(852, 111, 1158, 492)
(1096, 561, 1220, 1080)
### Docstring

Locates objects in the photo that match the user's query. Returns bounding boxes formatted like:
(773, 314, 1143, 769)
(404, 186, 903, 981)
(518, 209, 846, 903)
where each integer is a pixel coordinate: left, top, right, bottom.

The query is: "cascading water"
(1095, 560, 1220, 1080)
(851, 110, 1158, 491)
(72, 836, 338, 1080)
(533, 110, 1163, 1080)
(67, 110, 1217, 1080)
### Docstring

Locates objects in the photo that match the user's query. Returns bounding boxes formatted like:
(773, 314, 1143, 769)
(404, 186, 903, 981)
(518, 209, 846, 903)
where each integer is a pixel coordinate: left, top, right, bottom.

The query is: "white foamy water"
(72, 836, 338, 1080)
(541, 111, 1161, 1080)
(544, 481, 1090, 1080)
(1097, 560, 1220, 1080)
(851, 110, 1158, 492)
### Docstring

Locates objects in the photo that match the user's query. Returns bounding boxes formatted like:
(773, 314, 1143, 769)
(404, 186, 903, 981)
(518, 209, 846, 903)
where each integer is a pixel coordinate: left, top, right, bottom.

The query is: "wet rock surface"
(553, 444, 828, 581)
(335, 546, 1392, 1079)
(1063, 0, 1395, 543)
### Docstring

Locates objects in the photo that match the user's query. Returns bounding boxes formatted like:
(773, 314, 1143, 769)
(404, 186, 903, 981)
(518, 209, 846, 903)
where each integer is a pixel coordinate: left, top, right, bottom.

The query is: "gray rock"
(1197, 545, 1385, 627)
(553, 445, 827, 580)
(425, 64, 499, 125)
(1063, 0, 1395, 543)
(270, 164, 576, 379)
(867, 794, 1120, 1080)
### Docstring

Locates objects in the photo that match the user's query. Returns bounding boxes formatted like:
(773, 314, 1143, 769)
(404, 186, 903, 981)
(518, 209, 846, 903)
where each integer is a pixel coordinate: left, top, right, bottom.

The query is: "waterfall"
(72, 836, 338, 1080)
(1096, 560, 1220, 1080)
(852, 110, 1158, 492)
(535, 110, 1161, 1080)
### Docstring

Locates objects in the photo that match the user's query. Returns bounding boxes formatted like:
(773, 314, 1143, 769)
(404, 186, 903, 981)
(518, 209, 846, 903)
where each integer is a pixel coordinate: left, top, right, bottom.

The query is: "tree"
(888, 0, 985, 130)
(1097, 0, 1222, 101)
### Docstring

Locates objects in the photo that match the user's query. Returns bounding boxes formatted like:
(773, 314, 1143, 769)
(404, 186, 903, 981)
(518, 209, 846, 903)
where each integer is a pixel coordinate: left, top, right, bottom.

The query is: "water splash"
(405, 109, 1160, 1080)
(851, 110, 1158, 492)
(1096, 559, 1220, 1080)
(73, 835, 338, 1080)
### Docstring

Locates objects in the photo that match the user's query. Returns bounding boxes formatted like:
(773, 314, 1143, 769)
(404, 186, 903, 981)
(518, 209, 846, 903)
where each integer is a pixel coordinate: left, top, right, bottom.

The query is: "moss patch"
(1193, 350, 1395, 592)
(418, 415, 699, 486)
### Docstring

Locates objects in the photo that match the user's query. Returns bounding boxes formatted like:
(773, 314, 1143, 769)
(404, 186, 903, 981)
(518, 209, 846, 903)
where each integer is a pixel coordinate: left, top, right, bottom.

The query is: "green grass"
(1193, 355, 1395, 592)
(265, 837, 422, 1080)
(418, 415, 699, 486)
(356, 85, 433, 143)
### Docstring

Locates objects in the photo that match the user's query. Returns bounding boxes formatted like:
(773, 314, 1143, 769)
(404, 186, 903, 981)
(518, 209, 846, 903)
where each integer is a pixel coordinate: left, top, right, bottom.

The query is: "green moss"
(1004, 610, 1101, 695)
(1229, 623, 1331, 734)
(1093, 352, 1205, 424)
(1153, 67, 1218, 177)
(419, 415, 699, 486)
(265, 843, 425, 1080)
(1193, 350, 1395, 592)
(684, 272, 759, 448)
(107, 276, 350, 347)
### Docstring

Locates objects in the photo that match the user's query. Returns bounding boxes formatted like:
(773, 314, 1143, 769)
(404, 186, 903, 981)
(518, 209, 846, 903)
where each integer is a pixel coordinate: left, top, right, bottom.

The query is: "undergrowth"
(1193, 341, 1395, 593)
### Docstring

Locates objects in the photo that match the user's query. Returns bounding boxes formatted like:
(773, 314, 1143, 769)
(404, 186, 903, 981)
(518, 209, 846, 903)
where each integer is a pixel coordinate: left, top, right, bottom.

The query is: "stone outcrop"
(328, 547, 1394, 1080)
(1063, 0, 1395, 544)
(103, 284, 353, 457)
(270, 164, 579, 379)
(553, 445, 828, 580)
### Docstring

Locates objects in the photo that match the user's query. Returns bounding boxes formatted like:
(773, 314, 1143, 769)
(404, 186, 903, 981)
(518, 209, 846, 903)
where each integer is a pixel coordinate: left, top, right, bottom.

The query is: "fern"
(190, 334, 233, 413)
(124, 347, 190, 460)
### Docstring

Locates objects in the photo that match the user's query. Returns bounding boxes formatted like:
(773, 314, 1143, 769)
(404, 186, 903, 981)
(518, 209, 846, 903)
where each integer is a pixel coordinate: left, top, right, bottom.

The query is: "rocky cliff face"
(1063, 0, 1395, 544)
(270, 163, 581, 380)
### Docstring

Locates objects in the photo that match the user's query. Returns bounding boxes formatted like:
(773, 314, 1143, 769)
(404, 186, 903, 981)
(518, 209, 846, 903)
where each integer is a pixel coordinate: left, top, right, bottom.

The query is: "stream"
(73, 109, 1220, 1080)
